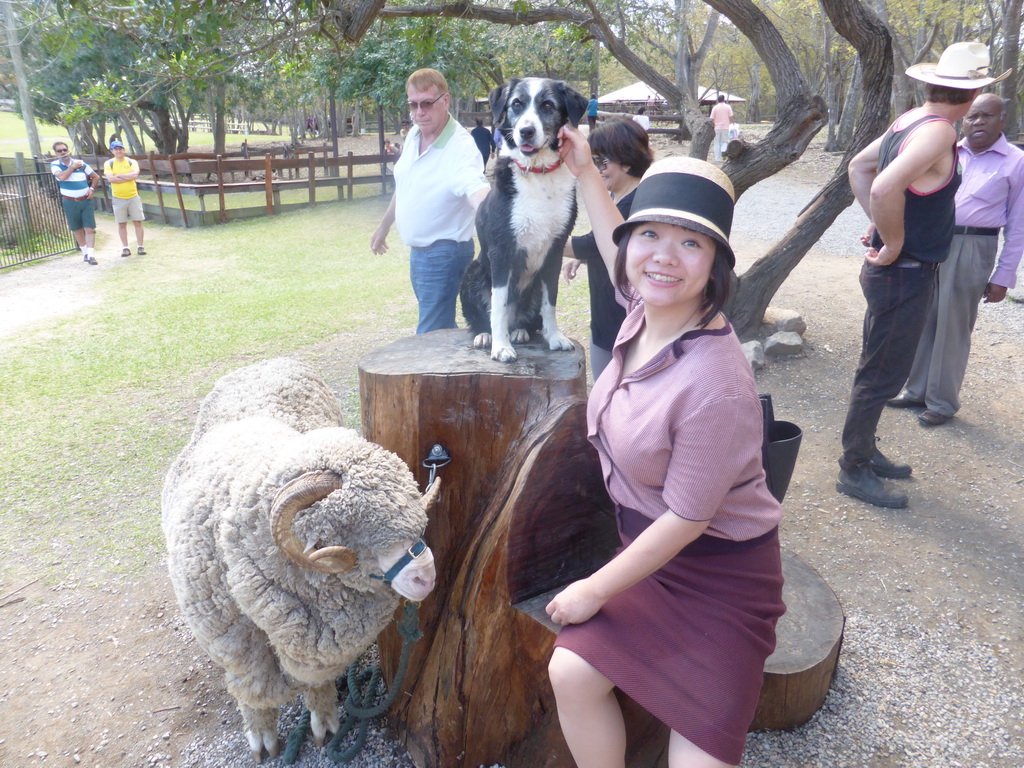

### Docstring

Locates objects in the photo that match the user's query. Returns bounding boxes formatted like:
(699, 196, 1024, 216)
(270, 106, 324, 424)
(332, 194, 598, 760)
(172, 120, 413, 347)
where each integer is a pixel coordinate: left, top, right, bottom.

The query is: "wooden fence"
(40, 146, 396, 228)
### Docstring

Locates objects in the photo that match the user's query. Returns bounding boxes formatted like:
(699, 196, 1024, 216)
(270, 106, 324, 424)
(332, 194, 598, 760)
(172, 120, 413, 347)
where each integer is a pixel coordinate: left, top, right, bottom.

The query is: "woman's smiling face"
(624, 221, 717, 310)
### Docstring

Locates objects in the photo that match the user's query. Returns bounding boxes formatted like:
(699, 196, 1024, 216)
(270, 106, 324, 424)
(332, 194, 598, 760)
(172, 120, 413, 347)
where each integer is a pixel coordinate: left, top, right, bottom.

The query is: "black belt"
(953, 225, 999, 237)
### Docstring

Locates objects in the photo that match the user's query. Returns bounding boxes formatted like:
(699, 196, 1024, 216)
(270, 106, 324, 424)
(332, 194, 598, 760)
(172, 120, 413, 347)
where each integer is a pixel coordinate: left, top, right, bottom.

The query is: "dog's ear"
(560, 82, 590, 128)
(490, 80, 517, 126)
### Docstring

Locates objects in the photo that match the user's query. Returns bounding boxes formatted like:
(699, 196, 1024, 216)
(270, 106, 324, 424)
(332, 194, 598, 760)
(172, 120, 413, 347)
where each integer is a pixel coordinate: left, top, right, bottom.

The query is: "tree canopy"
(13, 0, 1020, 334)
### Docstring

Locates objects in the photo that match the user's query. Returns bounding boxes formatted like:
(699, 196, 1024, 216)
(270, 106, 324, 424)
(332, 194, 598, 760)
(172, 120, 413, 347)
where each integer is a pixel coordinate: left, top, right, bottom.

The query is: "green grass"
(0, 196, 594, 587)
(0, 110, 284, 157)
(0, 111, 68, 155)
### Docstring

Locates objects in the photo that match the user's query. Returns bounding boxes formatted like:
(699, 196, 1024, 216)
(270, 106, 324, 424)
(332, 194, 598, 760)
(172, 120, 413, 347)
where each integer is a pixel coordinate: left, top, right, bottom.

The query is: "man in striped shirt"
(50, 141, 100, 264)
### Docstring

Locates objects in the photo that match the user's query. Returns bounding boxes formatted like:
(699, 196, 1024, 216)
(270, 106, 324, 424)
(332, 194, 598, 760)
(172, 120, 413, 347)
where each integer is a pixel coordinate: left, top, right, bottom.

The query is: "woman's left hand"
(545, 578, 606, 625)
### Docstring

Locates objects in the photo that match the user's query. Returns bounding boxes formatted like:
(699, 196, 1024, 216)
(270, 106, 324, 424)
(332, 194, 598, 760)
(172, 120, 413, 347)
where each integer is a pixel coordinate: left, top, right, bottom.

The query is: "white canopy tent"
(598, 82, 746, 105)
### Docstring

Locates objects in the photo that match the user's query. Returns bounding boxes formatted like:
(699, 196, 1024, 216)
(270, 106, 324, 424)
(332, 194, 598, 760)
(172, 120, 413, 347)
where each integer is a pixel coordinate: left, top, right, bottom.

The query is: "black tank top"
(869, 114, 960, 263)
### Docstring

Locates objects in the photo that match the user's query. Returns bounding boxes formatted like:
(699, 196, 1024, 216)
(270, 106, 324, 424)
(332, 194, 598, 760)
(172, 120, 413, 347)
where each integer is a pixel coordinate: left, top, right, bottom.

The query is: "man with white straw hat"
(888, 93, 1024, 428)
(837, 41, 1008, 510)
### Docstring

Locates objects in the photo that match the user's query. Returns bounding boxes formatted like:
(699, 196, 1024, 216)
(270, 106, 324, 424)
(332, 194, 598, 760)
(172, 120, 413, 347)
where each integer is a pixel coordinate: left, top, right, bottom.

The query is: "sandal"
(121, 247, 132, 258)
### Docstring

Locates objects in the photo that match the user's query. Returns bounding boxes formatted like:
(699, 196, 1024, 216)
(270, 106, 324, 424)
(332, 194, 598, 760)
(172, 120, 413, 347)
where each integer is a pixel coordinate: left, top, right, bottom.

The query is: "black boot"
(870, 443, 912, 478)
(836, 463, 908, 509)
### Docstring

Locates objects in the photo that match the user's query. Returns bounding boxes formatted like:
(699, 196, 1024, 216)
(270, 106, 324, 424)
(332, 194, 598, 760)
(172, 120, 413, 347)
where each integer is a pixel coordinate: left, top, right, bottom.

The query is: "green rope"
(282, 600, 423, 765)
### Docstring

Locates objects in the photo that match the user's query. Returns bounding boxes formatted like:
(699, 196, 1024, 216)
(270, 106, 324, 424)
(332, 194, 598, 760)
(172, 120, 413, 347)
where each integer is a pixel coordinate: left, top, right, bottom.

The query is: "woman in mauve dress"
(545, 127, 786, 768)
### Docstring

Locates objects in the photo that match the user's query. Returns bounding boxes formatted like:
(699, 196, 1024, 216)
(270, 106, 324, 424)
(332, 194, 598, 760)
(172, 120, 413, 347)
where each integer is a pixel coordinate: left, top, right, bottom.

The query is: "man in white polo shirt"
(50, 140, 101, 264)
(370, 68, 490, 333)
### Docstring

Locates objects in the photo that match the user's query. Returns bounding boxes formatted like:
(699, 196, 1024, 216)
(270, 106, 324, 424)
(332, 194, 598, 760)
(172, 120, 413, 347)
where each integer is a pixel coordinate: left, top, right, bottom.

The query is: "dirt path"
(1, 141, 1023, 767)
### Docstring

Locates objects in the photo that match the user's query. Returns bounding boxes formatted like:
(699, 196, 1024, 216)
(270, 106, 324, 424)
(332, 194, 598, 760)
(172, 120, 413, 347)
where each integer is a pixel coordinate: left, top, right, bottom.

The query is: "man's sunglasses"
(407, 94, 445, 112)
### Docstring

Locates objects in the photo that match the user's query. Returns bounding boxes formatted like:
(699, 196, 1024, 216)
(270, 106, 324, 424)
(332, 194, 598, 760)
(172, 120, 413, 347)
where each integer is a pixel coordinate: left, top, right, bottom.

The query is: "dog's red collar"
(512, 157, 563, 175)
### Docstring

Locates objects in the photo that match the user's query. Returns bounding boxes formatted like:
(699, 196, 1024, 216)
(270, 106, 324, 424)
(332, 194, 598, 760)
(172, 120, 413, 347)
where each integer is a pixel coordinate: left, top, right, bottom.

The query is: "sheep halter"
(371, 539, 428, 586)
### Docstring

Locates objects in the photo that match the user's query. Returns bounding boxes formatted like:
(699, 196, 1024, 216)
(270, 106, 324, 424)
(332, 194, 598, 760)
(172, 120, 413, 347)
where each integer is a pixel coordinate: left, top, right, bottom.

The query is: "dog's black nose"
(519, 126, 535, 141)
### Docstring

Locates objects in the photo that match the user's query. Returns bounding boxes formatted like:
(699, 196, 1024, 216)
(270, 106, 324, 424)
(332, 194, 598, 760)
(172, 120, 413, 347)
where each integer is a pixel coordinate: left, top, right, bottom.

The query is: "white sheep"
(162, 358, 438, 762)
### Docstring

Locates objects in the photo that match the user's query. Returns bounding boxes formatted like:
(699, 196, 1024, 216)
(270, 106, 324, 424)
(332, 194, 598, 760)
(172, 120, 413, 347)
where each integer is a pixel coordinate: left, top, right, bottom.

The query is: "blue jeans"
(409, 239, 474, 334)
(840, 260, 937, 466)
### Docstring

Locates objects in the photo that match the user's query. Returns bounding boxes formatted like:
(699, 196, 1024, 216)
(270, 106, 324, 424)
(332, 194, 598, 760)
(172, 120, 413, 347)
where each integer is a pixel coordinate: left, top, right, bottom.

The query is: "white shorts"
(112, 195, 145, 223)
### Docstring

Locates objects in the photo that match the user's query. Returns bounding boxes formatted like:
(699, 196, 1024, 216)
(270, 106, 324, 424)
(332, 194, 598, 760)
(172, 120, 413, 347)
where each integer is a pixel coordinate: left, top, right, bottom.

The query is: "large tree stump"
(358, 330, 843, 768)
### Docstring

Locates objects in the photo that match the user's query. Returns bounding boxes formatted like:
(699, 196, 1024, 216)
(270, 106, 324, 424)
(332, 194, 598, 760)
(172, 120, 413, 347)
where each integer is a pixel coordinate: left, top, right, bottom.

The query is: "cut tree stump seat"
(358, 330, 844, 768)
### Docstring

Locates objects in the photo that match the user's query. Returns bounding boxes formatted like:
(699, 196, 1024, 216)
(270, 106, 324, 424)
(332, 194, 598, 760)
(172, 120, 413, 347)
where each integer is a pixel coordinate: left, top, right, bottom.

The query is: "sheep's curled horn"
(270, 470, 442, 574)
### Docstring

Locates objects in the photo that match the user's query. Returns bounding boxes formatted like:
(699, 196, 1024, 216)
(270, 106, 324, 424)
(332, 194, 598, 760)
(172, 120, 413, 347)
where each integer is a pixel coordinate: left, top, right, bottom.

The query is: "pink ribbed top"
(587, 301, 783, 541)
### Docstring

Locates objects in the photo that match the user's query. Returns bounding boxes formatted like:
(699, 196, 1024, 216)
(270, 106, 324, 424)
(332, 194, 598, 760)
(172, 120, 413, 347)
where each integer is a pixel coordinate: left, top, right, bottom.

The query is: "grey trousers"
(902, 233, 998, 416)
(713, 128, 729, 161)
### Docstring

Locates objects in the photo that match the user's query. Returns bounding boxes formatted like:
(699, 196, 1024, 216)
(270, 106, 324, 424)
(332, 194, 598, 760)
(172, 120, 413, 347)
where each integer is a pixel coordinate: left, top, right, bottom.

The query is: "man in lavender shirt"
(888, 93, 1024, 426)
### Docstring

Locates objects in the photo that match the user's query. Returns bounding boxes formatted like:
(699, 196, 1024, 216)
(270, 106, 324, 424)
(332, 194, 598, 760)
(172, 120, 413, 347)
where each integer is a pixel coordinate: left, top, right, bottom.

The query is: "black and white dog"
(460, 77, 589, 362)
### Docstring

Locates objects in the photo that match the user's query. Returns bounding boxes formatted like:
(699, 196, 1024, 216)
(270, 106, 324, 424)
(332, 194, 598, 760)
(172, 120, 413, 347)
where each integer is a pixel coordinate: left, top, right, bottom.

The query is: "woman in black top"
(562, 118, 654, 380)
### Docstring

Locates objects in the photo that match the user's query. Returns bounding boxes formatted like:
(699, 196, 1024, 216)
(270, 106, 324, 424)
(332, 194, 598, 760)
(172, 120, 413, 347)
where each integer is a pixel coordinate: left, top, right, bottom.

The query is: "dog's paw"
(473, 333, 492, 349)
(546, 332, 575, 352)
(492, 345, 518, 363)
(510, 328, 531, 344)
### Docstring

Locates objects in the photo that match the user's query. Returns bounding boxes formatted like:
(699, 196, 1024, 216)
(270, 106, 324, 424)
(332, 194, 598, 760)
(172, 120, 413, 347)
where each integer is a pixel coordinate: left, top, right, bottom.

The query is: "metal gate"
(0, 171, 78, 269)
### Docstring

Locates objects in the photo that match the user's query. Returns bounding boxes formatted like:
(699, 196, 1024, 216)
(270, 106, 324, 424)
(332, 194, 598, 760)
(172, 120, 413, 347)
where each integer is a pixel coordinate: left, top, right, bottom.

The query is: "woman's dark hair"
(923, 83, 978, 105)
(612, 225, 734, 328)
(590, 118, 654, 178)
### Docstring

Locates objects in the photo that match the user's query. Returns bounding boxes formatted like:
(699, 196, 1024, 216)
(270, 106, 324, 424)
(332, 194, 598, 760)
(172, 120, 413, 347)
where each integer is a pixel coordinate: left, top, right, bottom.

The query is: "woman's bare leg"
(668, 729, 736, 768)
(548, 647, 626, 768)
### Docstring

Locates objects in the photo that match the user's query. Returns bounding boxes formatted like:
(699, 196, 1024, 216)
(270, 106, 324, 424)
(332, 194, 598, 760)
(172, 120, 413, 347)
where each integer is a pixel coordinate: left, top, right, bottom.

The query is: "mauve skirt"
(553, 507, 786, 765)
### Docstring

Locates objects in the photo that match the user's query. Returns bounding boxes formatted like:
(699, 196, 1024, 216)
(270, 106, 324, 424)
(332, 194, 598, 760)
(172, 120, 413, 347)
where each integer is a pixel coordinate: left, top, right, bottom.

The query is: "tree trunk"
(822, 12, 839, 151)
(212, 80, 227, 156)
(999, 0, 1023, 137)
(835, 57, 862, 151)
(747, 61, 762, 123)
(727, 0, 894, 338)
(117, 114, 144, 155)
(360, 332, 615, 768)
(137, 101, 181, 156)
(93, 119, 108, 154)
(2, 0, 41, 158)
(703, 0, 827, 190)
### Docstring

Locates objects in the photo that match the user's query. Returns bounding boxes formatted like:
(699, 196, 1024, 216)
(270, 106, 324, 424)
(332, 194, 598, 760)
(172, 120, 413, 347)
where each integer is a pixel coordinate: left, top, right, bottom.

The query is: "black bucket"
(759, 394, 803, 504)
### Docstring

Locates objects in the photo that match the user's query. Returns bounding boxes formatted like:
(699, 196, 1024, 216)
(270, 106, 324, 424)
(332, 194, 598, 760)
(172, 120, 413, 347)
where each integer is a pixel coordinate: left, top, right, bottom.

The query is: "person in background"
(370, 68, 490, 334)
(50, 140, 100, 265)
(562, 118, 653, 380)
(709, 94, 733, 163)
(887, 92, 1024, 427)
(103, 140, 146, 257)
(837, 41, 1003, 509)
(632, 106, 651, 132)
(470, 117, 494, 168)
(587, 93, 600, 132)
(548, 123, 786, 768)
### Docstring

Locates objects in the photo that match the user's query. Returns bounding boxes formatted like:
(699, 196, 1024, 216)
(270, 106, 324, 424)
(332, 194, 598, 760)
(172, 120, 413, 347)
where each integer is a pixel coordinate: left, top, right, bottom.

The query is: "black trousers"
(840, 259, 938, 467)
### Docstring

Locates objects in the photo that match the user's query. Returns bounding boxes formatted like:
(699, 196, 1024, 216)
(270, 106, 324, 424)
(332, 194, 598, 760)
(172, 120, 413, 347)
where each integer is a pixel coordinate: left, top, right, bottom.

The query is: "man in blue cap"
(103, 140, 147, 257)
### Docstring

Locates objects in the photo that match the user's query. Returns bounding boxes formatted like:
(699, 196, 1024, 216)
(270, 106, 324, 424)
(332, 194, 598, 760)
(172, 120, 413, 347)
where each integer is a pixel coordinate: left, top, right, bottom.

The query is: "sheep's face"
(376, 539, 437, 601)
(269, 448, 443, 588)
